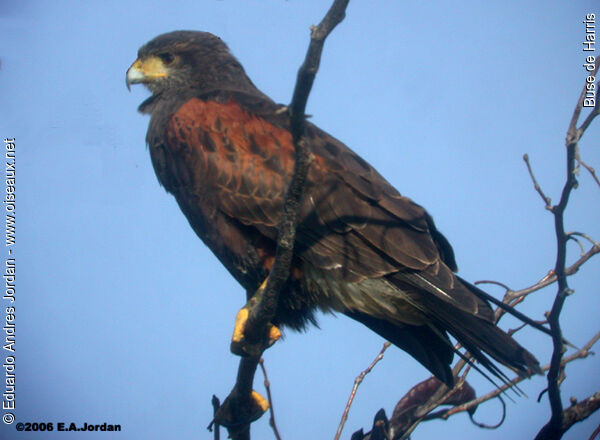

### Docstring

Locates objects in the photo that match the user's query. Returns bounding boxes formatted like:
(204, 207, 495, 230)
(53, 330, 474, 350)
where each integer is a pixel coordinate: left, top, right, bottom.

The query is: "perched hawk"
(126, 31, 540, 387)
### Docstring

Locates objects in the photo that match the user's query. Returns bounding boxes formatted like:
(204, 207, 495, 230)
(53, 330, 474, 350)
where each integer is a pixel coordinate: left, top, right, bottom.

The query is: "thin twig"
(505, 243, 600, 301)
(523, 153, 552, 209)
(576, 153, 600, 188)
(213, 396, 221, 440)
(474, 279, 512, 291)
(568, 232, 599, 247)
(208, 395, 221, 440)
(334, 342, 391, 440)
(507, 322, 528, 337)
(567, 233, 586, 256)
(259, 359, 282, 440)
(566, 59, 599, 146)
(576, 107, 600, 141)
(589, 422, 600, 440)
(468, 396, 506, 430)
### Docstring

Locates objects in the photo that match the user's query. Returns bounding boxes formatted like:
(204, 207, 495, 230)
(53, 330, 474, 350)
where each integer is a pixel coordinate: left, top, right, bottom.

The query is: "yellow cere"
(135, 56, 168, 78)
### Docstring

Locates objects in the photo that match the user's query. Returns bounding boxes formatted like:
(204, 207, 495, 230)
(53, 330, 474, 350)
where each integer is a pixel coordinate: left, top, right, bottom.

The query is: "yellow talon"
(268, 325, 281, 344)
(251, 390, 269, 412)
(232, 308, 249, 344)
(230, 279, 281, 355)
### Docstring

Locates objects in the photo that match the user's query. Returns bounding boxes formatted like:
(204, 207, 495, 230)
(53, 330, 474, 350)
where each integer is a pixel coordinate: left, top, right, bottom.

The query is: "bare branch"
(540, 390, 600, 439)
(474, 279, 513, 291)
(589, 422, 600, 440)
(575, 152, 600, 188)
(570, 59, 600, 144)
(505, 242, 600, 302)
(523, 153, 552, 209)
(334, 342, 391, 440)
(468, 396, 506, 430)
(215, 1, 350, 437)
(289, 0, 350, 135)
(566, 58, 599, 146)
(214, 357, 262, 440)
(568, 232, 599, 247)
(567, 233, 587, 256)
(245, 0, 351, 343)
(535, 59, 599, 440)
(577, 106, 600, 138)
(207, 395, 221, 440)
(259, 359, 282, 440)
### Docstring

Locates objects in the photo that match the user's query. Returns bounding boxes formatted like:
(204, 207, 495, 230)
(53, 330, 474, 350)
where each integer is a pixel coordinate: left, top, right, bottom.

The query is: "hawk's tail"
(412, 287, 542, 388)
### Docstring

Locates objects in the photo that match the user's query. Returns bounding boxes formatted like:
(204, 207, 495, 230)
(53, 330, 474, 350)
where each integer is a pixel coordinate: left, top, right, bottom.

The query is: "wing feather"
(163, 93, 486, 319)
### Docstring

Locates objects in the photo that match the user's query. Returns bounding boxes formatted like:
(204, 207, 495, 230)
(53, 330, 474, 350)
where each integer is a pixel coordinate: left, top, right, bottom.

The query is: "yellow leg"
(230, 278, 281, 356)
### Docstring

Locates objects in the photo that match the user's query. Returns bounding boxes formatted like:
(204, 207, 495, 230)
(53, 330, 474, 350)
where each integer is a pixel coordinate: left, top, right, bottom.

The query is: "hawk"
(126, 31, 540, 387)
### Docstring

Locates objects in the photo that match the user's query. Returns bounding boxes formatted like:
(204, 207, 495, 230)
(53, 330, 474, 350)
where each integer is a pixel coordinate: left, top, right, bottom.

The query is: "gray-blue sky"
(1, 1, 599, 439)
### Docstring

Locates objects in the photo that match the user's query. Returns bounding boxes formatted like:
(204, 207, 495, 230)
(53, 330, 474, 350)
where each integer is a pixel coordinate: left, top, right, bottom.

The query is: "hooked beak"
(126, 59, 145, 91)
(126, 56, 169, 91)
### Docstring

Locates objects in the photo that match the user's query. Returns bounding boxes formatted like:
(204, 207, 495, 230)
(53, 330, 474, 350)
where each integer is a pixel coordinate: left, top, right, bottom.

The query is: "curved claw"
(230, 307, 281, 357)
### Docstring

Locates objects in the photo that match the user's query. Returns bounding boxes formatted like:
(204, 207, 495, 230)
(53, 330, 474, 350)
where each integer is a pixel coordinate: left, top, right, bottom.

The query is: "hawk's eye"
(159, 53, 175, 65)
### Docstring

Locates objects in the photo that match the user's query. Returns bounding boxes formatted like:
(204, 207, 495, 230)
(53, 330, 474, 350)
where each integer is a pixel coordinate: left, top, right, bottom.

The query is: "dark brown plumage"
(126, 31, 540, 387)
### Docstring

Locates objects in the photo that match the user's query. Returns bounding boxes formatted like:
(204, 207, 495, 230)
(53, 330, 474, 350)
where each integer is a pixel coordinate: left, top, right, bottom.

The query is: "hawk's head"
(126, 31, 255, 96)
